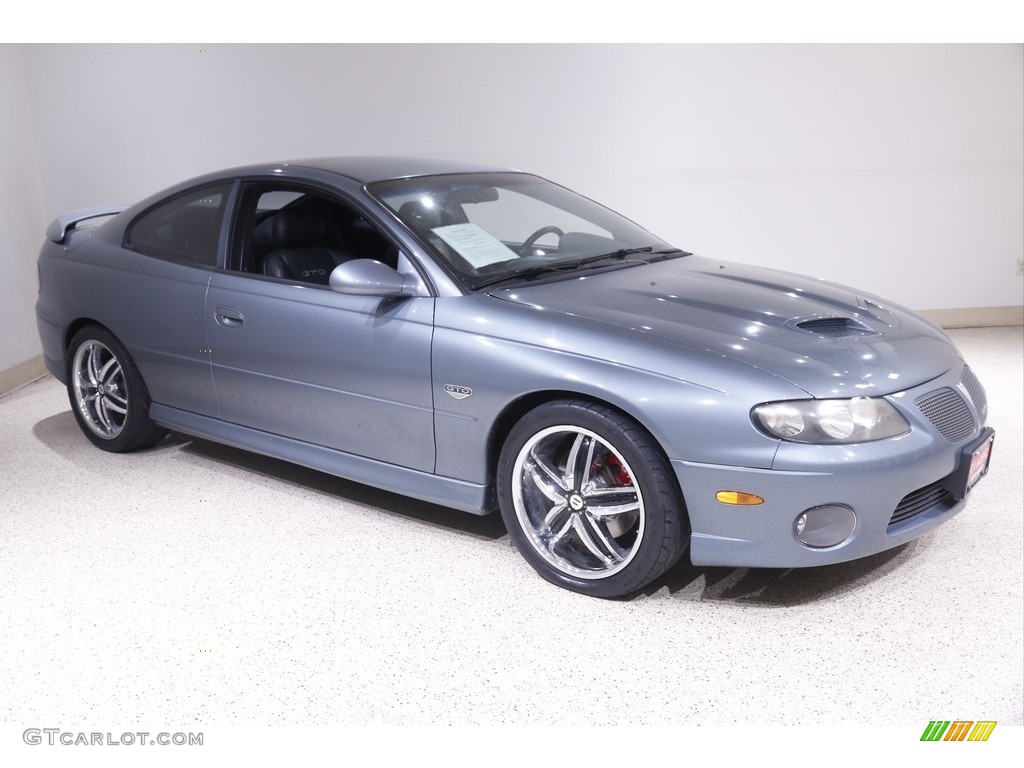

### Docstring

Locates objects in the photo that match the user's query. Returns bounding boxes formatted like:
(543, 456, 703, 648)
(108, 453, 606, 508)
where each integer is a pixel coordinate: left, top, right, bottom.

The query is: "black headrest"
(398, 199, 443, 230)
(262, 209, 326, 249)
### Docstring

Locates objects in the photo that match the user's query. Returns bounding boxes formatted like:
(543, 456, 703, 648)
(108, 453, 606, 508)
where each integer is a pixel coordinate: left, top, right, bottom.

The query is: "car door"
(204, 184, 436, 472)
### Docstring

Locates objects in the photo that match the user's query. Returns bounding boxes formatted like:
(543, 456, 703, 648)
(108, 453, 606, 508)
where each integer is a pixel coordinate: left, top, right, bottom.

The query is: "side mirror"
(329, 259, 411, 297)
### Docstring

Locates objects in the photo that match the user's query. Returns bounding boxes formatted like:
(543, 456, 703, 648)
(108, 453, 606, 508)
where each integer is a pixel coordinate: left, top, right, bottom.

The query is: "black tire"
(497, 399, 689, 597)
(66, 325, 167, 452)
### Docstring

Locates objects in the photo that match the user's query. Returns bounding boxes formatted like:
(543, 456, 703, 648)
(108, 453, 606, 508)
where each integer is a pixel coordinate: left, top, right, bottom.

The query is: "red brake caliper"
(603, 453, 632, 486)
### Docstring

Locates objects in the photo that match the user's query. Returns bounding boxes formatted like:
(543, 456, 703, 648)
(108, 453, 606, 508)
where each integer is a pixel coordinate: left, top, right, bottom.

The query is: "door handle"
(214, 306, 245, 327)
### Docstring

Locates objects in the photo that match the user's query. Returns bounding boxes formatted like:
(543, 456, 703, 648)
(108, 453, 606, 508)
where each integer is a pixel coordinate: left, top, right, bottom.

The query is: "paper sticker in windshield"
(433, 223, 517, 269)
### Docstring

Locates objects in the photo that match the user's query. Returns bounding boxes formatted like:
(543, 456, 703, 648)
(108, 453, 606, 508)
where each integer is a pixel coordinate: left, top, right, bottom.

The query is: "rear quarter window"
(126, 183, 233, 266)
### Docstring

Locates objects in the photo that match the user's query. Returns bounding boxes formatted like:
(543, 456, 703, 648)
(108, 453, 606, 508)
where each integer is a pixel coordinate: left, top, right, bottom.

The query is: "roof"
(282, 156, 516, 183)
(104, 156, 523, 223)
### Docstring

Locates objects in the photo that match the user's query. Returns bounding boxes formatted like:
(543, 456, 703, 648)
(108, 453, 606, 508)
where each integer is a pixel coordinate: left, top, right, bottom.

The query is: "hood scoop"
(790, 316, 878, 338)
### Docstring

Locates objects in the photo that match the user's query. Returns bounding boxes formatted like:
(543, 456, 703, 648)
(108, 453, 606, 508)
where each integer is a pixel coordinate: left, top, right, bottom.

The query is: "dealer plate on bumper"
(955, 427, 995, 499)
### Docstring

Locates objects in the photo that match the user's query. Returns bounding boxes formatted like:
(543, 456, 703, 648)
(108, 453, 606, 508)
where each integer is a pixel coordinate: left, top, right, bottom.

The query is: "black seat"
(261, 210, 354, 284)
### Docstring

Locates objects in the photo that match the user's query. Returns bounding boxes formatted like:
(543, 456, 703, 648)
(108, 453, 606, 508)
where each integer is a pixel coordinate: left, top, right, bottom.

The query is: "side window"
(126, 183, 233, 266)
(235, 184, 399, 285)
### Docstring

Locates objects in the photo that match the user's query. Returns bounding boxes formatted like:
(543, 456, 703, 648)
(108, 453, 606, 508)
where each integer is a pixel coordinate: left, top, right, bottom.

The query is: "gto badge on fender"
(444, 384, 473, 400)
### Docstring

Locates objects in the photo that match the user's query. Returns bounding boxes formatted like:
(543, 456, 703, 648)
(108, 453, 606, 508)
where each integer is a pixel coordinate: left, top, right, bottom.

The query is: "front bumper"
(677, 365, 992, 568)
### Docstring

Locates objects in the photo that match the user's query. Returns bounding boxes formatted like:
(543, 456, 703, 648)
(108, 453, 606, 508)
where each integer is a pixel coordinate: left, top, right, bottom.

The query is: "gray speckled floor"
(0, 327, 1020, 726)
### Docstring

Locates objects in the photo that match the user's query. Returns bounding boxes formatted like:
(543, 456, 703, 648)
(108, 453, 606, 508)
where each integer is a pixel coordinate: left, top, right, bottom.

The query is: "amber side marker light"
(716, 490, 765, 505)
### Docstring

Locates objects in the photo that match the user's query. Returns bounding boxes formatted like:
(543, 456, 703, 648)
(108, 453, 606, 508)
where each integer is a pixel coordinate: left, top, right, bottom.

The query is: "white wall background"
(0, 46, 46, 374)
(2, 43, 1022, 373)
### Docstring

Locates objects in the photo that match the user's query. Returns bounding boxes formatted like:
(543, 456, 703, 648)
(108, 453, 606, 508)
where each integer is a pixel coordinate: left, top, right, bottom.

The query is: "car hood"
(489, 255, 961, 399)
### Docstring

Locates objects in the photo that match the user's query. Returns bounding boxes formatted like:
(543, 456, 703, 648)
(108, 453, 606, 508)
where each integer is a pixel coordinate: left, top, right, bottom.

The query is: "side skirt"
(149, 403, 490, 515)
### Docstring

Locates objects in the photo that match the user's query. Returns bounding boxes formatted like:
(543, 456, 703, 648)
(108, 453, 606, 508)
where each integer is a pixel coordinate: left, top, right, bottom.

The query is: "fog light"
(794, 505, 856, 548)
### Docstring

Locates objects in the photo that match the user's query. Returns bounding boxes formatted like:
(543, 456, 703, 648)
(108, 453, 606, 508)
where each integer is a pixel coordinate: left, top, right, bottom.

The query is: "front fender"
(430, 295, 800, 485)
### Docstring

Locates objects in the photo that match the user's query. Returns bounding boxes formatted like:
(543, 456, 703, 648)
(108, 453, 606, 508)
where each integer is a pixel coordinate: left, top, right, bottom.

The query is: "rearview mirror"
(329, 259, 411, 297)
(449, 186, 499, 204)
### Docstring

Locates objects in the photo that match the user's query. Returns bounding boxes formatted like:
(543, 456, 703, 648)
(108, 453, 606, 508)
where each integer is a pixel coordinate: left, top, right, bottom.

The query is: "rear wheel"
(66, 326, 167, 452)
(497, 400, 689, 597)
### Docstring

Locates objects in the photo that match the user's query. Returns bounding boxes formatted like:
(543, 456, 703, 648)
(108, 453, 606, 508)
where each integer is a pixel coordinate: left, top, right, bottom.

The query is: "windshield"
(367, 172, 683, 290)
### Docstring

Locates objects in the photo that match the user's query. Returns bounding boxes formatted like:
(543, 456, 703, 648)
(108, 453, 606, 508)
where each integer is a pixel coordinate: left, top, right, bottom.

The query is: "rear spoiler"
(46, 204, 131, 244)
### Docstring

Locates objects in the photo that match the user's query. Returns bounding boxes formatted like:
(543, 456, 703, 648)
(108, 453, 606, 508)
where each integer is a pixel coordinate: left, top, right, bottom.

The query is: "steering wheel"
(520, 226, 565, 257)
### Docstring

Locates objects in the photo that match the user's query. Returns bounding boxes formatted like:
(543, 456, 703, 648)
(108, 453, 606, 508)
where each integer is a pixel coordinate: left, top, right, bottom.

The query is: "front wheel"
(497, 400, 689, 597)
(66, 325, 167, 452)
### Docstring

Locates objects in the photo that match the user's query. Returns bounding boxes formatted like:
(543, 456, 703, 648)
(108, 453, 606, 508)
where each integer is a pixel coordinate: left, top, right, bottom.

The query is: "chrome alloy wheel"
(511, 425, 645, 580)
(71, 340, 129, 439)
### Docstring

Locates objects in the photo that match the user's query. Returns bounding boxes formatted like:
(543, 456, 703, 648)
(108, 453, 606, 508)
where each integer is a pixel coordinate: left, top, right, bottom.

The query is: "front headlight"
(753, 397, 909, 444)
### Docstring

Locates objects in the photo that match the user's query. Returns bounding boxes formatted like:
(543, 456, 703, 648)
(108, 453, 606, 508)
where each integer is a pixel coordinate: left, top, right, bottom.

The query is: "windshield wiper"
(471, 246, 689, 291)
(593, 246, 653, 260)
(562, 246, 689, 267)
(648, 247, 690, 260)
(471, 263, 587, 291)
(472, 248, 655, 291)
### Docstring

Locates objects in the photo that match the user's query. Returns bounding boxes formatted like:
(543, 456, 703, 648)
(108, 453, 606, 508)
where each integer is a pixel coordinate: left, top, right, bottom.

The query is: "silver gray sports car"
(35, 157, 994, 597)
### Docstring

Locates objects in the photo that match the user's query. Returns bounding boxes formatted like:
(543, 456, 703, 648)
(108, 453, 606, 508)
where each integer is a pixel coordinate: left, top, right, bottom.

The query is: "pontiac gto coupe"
(35, 157, 994, 596)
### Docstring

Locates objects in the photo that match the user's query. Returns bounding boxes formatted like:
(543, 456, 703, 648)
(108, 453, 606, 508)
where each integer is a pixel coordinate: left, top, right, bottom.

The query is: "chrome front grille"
(915, 387, 975, 443)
